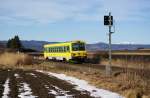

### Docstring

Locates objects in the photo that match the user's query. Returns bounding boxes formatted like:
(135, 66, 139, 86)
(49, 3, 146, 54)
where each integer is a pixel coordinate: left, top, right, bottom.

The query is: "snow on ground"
(26, 73, 37, 78)
(52, 85, 73, 98)
(18, 82, 37, 98)
(2, 78, 10, 98)
(14, 73, 20, 78)
(44, 84, 73, 98)
(37, 70, 124, 98)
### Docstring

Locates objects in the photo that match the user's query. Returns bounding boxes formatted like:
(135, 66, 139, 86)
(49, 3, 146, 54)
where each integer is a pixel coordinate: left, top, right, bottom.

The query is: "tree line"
(7, 35, 22, 49)
(6, 35, 37, 52)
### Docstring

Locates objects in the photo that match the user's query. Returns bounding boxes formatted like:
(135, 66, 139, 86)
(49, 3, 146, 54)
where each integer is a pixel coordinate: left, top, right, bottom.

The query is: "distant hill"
(86, 42, 150, 51)
(86, 42, 108, 51)
(0, 40, 57, 51)
(0, 42, 5, 48)
(21, 40, 58, 51)
(0, 40, 150, 51)
(0, 42, 5, 52)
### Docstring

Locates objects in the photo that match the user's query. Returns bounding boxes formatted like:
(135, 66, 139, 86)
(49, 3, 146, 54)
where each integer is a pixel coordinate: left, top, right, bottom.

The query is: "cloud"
(0, 0, 150, 25)
(98, 0, 150, 22)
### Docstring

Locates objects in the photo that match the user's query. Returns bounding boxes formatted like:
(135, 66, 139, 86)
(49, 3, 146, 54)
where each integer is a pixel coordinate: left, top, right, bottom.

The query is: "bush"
(0, 52, 33, 66)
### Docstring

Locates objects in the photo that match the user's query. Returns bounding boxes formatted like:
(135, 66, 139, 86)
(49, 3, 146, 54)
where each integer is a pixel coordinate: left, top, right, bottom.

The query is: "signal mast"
(104, 12, 114, 76)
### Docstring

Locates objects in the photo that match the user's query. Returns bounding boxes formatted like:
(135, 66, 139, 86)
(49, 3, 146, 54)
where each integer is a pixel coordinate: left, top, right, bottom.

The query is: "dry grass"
(33, 61, 149, 98)
(62, 68, 150, 98)
(88, 51, 150, 69)
(100, 58, 150, 69)
(0, 52, 33, 66)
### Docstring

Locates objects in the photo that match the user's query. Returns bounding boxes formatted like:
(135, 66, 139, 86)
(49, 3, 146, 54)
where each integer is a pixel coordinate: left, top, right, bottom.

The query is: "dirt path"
(0, 69, 95, 98)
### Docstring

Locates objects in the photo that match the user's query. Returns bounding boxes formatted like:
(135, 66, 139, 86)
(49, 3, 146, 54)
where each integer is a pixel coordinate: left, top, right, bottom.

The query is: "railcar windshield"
(72, 43, 85, 51)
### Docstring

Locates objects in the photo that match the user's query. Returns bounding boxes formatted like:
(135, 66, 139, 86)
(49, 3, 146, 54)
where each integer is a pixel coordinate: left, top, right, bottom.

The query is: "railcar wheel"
(62, 58, 67, 63)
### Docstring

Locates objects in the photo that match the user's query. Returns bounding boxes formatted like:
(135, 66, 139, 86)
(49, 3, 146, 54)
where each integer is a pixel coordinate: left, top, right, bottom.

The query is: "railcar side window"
(63, 46, 65, 52)
(66, 46, 69, 52)
(50, 48, 51, 52)
(56, 47, 58, 52)
(63, 47, 65, 52)
(52, 48, 54, 52)
(57, 47, 59, 52)
(59, 47, 61, 52)
(54, 47, 56, 52)
(47, 48, 49, 52)
(44, 48, 46, 52)
(45, 45, 71, 53)
(49, 48, 51, 52)
(64, 47, 66, 52)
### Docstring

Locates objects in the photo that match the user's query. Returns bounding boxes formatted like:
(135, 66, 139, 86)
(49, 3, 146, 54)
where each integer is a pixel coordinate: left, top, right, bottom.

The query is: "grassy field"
(0, 52, 150, 98)
(0, 52, 33, 66)
(87, 50, 150, 69)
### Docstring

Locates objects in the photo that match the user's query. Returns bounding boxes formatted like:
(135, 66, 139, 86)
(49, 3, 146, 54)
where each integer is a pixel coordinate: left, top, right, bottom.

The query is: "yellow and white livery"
(44, 40, 87, 62)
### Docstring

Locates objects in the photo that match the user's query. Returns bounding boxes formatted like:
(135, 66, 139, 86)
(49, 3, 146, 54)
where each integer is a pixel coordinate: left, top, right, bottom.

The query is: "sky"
(0, 0, 150, 44)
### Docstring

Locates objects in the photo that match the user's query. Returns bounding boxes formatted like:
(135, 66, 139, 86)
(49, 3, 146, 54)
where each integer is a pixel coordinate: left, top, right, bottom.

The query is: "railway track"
(38, 59, 150, 79)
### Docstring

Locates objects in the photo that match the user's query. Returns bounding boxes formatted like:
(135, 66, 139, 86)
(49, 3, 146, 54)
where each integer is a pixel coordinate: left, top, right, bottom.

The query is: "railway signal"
(104, 16, 113, 25)
(104, 12, 114, 76)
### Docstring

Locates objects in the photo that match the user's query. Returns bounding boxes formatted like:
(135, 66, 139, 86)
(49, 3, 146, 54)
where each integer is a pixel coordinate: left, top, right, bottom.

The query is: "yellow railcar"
(44, 40, 87, 62)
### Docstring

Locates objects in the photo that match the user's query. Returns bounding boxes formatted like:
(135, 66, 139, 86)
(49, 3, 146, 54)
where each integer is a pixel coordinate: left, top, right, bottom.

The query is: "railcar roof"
(44, 40, 85, 47)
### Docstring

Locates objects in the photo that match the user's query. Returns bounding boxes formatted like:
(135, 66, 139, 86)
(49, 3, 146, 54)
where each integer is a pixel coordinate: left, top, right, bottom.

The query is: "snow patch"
(2, 78, 10, 98)
(14, 73, 20, 78)
(18, 82, 37, 98)
(27, 73, 37, 78)
(37, 70, 124, 98)
(44, 84, 73, 98)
